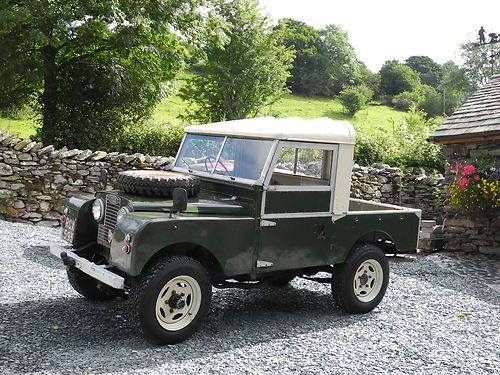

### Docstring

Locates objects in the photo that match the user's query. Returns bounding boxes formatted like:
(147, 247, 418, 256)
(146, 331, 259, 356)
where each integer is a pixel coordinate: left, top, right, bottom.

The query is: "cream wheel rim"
(155, 275, 202, 331)
(353, 259, 384, 303)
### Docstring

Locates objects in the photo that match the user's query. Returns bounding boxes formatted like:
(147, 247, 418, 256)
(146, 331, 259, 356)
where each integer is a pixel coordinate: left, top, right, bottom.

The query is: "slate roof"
(430, 74, 500, 142)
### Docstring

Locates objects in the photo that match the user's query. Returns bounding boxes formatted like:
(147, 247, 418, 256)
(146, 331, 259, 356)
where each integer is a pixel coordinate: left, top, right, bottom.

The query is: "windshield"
(175, 134, 274, 181)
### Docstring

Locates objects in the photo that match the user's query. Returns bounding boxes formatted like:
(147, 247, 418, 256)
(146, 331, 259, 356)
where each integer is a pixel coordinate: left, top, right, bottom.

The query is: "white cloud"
(259, 0, 500, 71)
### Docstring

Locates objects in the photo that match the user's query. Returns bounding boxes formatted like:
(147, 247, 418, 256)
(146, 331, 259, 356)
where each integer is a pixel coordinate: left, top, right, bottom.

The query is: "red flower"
(452, 164, 463, 174)
(461, 164, 476, 175)
(459, 177, 469, 188)
(474, 175, 480, 181)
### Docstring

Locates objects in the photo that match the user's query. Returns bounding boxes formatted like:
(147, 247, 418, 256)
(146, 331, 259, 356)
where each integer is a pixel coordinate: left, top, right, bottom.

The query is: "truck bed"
(348, 198, 421, 215)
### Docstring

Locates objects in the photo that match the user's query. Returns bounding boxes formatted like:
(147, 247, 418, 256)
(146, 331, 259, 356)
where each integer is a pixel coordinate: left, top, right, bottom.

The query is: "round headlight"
(63, 206, 69, 215)
(92, 199, 104, 221)
(117, 206, 131, 222)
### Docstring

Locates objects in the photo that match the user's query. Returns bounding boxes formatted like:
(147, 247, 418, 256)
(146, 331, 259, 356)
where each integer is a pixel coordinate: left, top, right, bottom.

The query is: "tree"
(439, 61, 474, 115)
(379, 60, 420, 96)
(405, 56, 443, 89)
(179, 0, 294, 123)
(460, 41, 500, 89)
(319, 25, 360, 96)
(357, 62, 380, 98)
(272, 19, 325, 95)
(273, 20, 361, 96)
(0, 0, 205, 148)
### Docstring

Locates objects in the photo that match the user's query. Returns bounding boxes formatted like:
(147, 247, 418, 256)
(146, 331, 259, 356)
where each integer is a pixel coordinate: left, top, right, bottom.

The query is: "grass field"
(0, 92, 409, 139)
(0, 117, 38, 139)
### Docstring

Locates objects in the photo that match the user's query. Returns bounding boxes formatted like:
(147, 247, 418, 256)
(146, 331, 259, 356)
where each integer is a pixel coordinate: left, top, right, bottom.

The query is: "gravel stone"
(0, 221, 498, 375)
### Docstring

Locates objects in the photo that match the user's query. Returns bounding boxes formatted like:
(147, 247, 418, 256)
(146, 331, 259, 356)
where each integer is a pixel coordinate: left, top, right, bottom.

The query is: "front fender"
(65, 194, 97, 248)
(111, 212, 257, 277)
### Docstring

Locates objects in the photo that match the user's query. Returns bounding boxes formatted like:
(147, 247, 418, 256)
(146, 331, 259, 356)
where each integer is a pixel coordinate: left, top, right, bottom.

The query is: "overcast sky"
(259, 0, 500, 72)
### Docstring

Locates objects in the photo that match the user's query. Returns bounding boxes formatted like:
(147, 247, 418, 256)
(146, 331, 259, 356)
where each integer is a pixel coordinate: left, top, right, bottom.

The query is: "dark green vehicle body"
(60, 118, 421, 287)
(63, 180, 420, 284)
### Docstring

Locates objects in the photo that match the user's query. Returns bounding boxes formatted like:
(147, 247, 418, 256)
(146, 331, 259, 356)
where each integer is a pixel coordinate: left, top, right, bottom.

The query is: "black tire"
(117, 170, 200, 198)
(129, 256, 212, 345)
(67, 268, 116, 301)
(332, 244, 389, 314)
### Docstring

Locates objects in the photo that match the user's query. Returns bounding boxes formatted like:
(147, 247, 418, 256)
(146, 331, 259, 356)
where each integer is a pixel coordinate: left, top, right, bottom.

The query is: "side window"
(270, 146, 333, 186)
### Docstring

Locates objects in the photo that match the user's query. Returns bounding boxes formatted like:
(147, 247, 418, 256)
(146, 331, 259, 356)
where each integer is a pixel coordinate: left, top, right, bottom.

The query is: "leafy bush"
(392, 85, 443, 117)
(354, 131, 393, 166)
(0, 104, 25, 120)
(392, 90, 423, 111)
(449, 163, 500, 217)
(339, 86, 372, 115)
(353, 108, 443, 169)
(356, 85, 374, 102)
(379, 95, 394, 107)
(379, 60, 420, 96)
(113, 123, 184, 156)
(417, 86, 443, 117)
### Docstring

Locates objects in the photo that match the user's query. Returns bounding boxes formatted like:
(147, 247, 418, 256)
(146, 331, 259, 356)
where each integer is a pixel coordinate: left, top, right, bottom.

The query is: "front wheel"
(67, 268, 117, 301)
(332, 244, 389, 314)
(129, 256, 212, 345)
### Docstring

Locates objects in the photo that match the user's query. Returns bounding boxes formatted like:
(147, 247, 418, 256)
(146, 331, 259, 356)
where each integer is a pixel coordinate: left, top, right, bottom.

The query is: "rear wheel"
(129, 256, 211, 345)
(67, 268, 116, 301)
(332, 244, 389, 313)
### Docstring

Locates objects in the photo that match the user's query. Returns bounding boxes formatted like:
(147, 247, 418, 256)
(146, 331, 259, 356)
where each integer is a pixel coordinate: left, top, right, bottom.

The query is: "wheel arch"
(138, 242, 225, 281)
(352, 230, 398, 254)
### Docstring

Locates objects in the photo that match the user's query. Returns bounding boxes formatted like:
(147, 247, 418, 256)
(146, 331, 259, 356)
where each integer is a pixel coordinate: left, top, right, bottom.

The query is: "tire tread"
(332, 243, 388, 314)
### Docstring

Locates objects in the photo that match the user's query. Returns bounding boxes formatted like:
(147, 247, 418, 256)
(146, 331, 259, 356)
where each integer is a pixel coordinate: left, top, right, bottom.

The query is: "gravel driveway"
(0, 221, 499, 375)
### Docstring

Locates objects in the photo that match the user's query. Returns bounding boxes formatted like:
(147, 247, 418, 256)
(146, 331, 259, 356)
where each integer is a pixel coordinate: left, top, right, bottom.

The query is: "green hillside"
(0, 93, 408, 140)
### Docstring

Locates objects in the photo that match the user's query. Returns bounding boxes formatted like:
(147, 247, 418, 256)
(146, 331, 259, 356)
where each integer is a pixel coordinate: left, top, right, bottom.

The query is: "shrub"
(386, 109, 443, 169)
(392, 85, 443, 117)
(354, 108, 443, 170)
(354, 131, 393, 166)
(418, 87, 443, 117)
(392, 91, 423, 111)
(449, 163, 500, 217)
(113, 123, 184, 156)
(378, 95, 394, 107)
(339, 86, 371, 115)
(379, 60, 420, 95)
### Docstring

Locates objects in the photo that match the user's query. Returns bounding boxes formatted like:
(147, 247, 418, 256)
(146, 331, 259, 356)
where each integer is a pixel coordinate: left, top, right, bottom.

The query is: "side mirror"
(99, 169, 108, 190)
(171, 187, 188, 214)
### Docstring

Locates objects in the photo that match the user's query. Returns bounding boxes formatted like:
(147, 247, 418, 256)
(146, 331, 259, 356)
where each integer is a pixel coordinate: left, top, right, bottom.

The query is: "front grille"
(97, 194, 122, 247)
(62, 217, 75, 244)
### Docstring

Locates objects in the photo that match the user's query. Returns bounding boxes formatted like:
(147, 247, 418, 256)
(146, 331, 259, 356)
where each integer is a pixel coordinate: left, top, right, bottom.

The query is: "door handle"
(316, 224, 326, 238)
(260, 220, 277, 227)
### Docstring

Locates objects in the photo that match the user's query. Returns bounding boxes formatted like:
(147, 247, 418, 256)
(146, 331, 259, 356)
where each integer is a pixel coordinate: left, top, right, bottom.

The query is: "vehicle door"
(257, 141, 338, 273)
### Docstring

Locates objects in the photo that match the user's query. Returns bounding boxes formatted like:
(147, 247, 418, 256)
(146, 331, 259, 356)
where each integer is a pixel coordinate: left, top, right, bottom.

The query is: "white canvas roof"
(184, 117, 356, 145)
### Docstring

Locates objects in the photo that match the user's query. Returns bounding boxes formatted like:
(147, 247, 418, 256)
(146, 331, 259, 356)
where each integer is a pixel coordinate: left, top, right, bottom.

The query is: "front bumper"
(50, 243, 125, 290)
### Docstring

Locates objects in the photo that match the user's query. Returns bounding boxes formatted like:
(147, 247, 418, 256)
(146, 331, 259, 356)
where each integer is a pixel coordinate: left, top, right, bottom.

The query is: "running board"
(214, 280, 262, 289)
(300, 276, 333, 284)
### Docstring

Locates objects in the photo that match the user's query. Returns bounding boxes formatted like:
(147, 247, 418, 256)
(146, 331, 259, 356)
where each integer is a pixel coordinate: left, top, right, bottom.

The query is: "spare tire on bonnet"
(117, 170, 200, 198)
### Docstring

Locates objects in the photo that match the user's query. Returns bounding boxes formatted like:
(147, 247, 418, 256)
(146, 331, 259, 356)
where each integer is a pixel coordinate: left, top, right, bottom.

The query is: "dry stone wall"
(0, 131, 444, 226)
(350, 163, 445, 221)
(0, 131, 173, 224)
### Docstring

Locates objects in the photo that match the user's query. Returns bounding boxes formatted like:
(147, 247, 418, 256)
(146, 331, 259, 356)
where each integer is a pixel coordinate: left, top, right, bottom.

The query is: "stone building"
(429, 74, 500, 255)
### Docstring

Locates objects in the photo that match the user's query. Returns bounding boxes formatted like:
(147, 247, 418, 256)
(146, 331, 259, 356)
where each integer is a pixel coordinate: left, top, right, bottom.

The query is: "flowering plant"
(449, 163, 500, 216)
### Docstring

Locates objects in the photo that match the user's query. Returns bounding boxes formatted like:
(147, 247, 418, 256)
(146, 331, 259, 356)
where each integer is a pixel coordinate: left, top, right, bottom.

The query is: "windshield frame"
(172, 133, 279, 185)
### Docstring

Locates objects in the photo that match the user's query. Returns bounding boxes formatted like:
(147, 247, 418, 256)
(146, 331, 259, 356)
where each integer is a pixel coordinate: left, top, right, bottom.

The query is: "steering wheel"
(204, 156, 229, 173)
